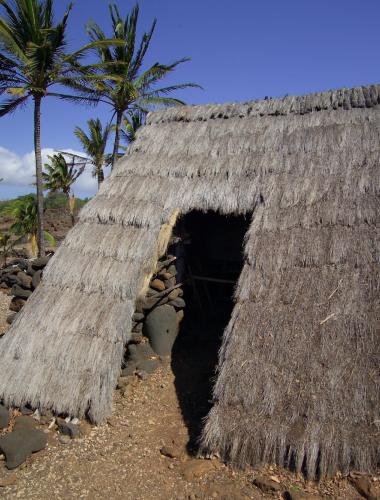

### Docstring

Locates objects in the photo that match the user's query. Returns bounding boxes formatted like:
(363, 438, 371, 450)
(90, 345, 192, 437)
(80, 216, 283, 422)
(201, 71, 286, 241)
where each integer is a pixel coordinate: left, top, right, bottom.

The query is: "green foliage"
(43, 153, 85, 196)
(1, 195, 55, 255)
(121, 110, 145, 146)
(74, 118, 111, 186)
(0, 0, 122, 114)
(0, 231, 14, 265)
(75, 3, 201, 166)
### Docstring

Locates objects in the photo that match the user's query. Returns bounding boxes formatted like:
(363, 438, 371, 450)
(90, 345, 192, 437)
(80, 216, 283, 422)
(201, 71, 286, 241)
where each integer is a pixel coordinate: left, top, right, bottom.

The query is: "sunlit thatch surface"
(0, 85, 378, 478)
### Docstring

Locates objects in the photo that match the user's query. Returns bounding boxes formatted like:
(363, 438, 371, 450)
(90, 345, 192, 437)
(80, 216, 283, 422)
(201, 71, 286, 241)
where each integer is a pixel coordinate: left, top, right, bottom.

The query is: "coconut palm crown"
(79, 3, 201, 169)
(74, 118, 112, 189)
(0, 0, 120, 255)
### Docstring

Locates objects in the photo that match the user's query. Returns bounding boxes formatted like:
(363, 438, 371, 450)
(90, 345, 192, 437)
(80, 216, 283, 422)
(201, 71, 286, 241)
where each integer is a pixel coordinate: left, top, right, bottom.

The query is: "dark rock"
(20, 405, 34, 416)
(9, 297, 26, 313)
(143, 305, 178, 356)
(151, 279, 165, 292)
(142, 296, 161, 311)
(10, 259, 28, 271)
(169, 297, 186, 309)
(136, 358, 160, 374)
(176, 310, 184, 324)
(146, 287, 158, 297)
(31, 256, 50, 270)
(4, 274, 20, 287)
(349, 475, 377, 500)
(121, 363, 136, 377)
(16, 272, 32, 290)
(128, 343, 155, 363)
(10, 285, 31, 300)
(167, 264, 177, 276)
(164, 278, 176, 288)
(13, 416, 37, 430)
(56, 418, 80, 439)
(0, 428, 47, 469)
(158, 271, 173, 281)
(168, 288, 181, 301)
(284, 490, 320, 500)
(0, 404, 10, 429)
(132, 312, 145, 322)
(32, 270, 42, 289)
(132, 322, 143, 333)
(129, 332, 143, 344)
(252, 476, 282, 494)
(25, 263, 35, 277)
(137, 370, 148, 380)
(6, 312, 17, 325)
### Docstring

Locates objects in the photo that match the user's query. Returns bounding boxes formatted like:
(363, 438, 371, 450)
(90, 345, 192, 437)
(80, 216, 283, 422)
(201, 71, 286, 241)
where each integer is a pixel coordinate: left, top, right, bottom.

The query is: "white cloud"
(0, 146, 107, 198)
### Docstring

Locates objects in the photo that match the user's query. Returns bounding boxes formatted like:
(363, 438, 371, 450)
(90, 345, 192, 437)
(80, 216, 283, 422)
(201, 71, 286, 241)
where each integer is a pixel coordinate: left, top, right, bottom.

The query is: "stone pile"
(121, 254, 185, 378)
(0, 255, 51, 327)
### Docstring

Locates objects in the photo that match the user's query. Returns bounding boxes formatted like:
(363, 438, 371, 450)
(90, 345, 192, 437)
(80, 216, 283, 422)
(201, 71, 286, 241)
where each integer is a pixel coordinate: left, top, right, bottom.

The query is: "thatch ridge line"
(146, 84, 380, 124)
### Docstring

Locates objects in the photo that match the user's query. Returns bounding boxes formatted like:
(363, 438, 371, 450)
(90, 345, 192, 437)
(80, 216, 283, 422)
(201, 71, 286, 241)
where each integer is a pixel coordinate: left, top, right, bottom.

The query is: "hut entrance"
(170, 210, 251, 452)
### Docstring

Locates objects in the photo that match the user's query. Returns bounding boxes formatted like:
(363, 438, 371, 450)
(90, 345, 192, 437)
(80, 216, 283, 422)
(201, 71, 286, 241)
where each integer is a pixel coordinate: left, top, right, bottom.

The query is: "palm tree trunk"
(111, 111, 123, 170)
(97, 166, 104, 190)
(66, 192, 75, 227)
(34, 95, 45, 257)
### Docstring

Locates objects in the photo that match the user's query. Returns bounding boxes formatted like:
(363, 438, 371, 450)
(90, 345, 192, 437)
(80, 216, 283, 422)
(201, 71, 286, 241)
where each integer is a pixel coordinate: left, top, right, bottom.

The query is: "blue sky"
(1, 0, 379, 199)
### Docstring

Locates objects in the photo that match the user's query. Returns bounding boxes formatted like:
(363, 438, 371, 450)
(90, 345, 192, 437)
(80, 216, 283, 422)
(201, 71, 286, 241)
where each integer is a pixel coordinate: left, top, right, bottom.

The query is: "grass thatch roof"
(0, 84, 378, 478)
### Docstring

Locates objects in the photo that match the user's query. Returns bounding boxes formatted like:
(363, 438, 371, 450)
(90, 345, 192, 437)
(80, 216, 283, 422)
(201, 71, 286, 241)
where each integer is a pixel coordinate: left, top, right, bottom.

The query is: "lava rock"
(176, 310, 184, 324)
(6, 312, 17, 325)
(132, 312, 145, 322)
(132, 322, 143, 333)
(168, 288, 181, 301)
(252, 476, 282, 494)
(32, 270, 42, 289)
(16, 272, 32, 290)
(143, 305, 178, 356)
(56, 418, 80, 439)
(121, 362, 136, 377)
(31, 256, 50, 270)
(9, 297, 26, 313)
(169, 297, 185, 309)
(151, 279, 165, 292)
(0, 428, 47, 469)
(20, 405, 34, 416)
(136, 358, 160, 374)
(167, 264, 177, 276)
(10, 285, 32, 300)
(0, 404, 10, 429)
(25, 263, 35, 277)
(164, 278, 176, 288)
(128, 343, 155, 363)
(13, 416, 37, 430)
(129, 332, 143, 344)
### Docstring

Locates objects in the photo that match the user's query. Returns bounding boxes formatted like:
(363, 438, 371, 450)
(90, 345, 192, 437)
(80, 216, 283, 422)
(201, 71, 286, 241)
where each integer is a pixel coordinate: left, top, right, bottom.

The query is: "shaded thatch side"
(0, 86, 378, 477)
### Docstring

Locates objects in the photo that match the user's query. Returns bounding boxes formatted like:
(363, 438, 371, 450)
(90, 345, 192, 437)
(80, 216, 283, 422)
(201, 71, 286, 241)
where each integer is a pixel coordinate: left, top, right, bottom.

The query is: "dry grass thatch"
(0, 84, 378, 478)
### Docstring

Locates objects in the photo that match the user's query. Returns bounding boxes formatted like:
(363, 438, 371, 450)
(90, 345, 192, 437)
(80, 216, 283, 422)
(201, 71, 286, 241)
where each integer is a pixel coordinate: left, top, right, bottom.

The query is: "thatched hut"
(0, 84, 378, 478)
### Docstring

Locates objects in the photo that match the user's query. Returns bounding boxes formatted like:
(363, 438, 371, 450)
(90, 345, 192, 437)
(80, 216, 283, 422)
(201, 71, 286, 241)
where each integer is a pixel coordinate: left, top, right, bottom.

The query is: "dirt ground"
(0, 296, 378, 499)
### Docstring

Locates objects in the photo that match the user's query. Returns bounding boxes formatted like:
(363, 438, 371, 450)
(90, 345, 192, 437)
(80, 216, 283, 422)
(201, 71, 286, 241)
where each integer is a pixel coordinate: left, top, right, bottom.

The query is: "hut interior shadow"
(170, 210, 251, 453)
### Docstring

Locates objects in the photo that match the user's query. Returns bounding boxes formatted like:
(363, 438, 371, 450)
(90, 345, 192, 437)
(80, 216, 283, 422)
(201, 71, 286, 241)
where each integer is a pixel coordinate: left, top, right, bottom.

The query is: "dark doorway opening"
(170, 210, 251, 453)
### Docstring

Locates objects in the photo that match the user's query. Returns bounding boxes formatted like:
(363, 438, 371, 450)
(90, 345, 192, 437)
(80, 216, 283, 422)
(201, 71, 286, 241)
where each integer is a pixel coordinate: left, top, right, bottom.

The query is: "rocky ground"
(1, 364, 376, 500)
(0, 293, 11, 336)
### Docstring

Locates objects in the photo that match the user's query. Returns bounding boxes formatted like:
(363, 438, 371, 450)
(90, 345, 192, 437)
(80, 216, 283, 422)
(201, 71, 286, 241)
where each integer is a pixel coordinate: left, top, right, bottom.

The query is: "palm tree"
(74, 118, 111, 189)
(121, 110, 145, 147)
(0, 0, 121, 256)
(82, 3, 200, 169)
(4, 195, 55, 257)
(43, 153, 84, 226)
